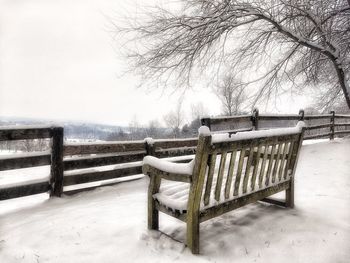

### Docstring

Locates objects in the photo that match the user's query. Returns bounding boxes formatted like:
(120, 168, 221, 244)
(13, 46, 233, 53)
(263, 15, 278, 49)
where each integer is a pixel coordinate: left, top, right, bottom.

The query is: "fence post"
(251, 108, 259, 130)
(201, 117, 211, 130)
(50, 127, 64, 197)
(330, 110, 335, 140)
(298, 109, 305, 121)
(145, 138, 155, 156)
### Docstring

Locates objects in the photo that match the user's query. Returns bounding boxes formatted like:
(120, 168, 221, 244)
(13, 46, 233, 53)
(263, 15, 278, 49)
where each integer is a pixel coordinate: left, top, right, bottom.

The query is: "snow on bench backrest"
(197, 122, 305, 207)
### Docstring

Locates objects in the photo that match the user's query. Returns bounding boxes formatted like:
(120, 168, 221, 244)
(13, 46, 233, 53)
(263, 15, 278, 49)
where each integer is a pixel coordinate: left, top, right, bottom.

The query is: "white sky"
(0, 0, 312, 127)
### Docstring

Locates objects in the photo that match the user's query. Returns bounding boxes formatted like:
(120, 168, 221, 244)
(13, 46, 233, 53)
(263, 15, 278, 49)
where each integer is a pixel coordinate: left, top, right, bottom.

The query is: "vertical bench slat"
(233, 149, 246, 196)
(224, 149, 237, 199)
(203, 153, 217, 206)
(283, 141, 295, 180)
(214, 152, 227, 201)
(271, 143, 284, 184)
(242, 146, 254, 194)
(278, 141, 290, 181)
(258, 144, 269, 189)
(265, 144, 277, 186)
(251, 144, 263, 191)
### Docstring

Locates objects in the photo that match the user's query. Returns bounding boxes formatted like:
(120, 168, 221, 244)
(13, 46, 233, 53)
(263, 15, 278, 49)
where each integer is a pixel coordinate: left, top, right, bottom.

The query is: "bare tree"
(304, 106, 320, 115)
(191, 102, 208, 120)
(118, 0, 350, 110)
(146, 119, 162, 138)
(214, 74, 247, 115)
(128, 115, 141, 140)
(163, 101, 184, 138)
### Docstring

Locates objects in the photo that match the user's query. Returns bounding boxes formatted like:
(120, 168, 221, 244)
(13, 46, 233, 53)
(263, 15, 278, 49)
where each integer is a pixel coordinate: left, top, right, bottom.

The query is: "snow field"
(0, 138, 349, 262)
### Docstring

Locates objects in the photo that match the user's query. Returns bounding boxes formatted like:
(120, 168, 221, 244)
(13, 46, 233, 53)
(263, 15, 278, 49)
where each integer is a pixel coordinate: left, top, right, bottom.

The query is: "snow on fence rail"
(201, 109, 350, 141)
(0, 110, 349, 201)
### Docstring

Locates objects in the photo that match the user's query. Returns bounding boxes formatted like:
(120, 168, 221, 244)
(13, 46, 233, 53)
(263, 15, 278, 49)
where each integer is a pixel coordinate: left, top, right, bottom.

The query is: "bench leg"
(285, 178, 294, 208)
(148, 176, 161, 230)
(260, 197, 287, 207)
(187, 214, 200, 254)
(148, 200, 159, 230)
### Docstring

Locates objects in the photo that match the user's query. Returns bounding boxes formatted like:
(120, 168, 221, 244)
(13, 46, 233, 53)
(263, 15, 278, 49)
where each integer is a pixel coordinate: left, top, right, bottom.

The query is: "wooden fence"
(1, 110, 349, 201)
(201, 109, 350, 140)
(62, 138, 197, 194)
(0, 128, 197, 200)
(0, 126, 63, 200)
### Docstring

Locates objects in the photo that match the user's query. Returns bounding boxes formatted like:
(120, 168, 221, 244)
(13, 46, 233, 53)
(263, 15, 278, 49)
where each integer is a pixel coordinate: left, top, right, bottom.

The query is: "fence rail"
(62, 137, 196, 194)
(1, 110, 349, 200)
(0, 126, 64, 200)
(201, 109, 350, 141)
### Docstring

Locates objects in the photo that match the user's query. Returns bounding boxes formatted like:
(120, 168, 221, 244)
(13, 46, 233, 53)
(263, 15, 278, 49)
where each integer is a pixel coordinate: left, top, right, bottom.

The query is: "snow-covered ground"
(0, 139, 349, 262)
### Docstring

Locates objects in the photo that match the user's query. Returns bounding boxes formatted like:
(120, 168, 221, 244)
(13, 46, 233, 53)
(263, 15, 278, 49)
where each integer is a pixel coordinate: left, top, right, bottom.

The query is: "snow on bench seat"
(153, 162, 292, 213)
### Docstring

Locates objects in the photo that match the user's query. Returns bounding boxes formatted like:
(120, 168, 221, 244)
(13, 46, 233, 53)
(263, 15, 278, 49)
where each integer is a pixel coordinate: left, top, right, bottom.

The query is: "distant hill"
(0, 116, 170, 141)
(0, 116, 127, 140)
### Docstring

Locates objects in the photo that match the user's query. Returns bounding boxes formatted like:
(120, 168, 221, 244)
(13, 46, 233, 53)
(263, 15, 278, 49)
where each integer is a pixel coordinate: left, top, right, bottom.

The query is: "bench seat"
(154, 167, 292, 213)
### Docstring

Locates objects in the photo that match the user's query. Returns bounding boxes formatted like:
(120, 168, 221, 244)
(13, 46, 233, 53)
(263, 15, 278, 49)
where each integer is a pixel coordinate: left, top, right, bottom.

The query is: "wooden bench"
(142, 122, 305, 254)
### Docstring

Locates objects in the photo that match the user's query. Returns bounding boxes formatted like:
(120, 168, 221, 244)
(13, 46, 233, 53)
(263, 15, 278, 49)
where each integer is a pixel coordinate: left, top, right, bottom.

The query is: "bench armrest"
(143, 164, 192, 183)
(142, 156, 193, 183)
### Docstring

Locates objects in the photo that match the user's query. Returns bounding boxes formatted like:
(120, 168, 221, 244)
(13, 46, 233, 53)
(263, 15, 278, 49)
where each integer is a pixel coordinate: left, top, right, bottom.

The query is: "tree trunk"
(333, 61, 350, 109)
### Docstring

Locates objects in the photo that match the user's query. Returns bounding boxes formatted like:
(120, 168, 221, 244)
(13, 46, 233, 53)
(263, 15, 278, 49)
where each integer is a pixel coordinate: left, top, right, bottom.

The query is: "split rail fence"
(0, 110, 349, 201)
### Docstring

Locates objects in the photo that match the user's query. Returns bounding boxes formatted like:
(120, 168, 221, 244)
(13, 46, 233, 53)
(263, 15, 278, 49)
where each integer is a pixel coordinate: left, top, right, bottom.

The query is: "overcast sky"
(0, 0, 312, 127)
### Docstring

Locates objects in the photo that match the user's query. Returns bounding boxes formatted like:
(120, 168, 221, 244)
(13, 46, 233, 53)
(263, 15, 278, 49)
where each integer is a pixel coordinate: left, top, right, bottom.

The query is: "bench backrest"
(188, 126, 304, 212)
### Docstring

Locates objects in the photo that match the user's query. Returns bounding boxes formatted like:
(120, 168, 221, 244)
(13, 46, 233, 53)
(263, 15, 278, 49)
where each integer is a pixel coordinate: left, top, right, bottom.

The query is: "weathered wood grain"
(50, 127, 64, 197)
(233, 149, 246, 196)
(203, 153, 217, 206)
(154, 147, 196, 158)
(200, 181, 290, 222)
(334, 123, 350, 127)
(142, 165, 192, 183)
(258, 144, 269, 189)
(63, 151, 146, 170)
(64, 141, 145, 156)
(224, 150, 237, 199)
(0, 152, 51, 171)
(271, 143, 283, 183)
(330, 111, 335, 140)
(265, 144, 276, 186)
(283, 141, 295, 180)
(214, 152, 227, 201)
(334, 130, 350, 135)
(155, 202, 187, 222)
(335, 114, 350, 119)
(260, 197, 287, 207)
(278, 141, 290, 181)
(0, 127, 53, 141)
(186, 134, 211, 254)
(250, 144, 262, 191)
(211, 134, 297, 153)
(148, 173, 161, 230)
(154, 138, 198, 150)
(305, 123, 331, 130)
(63, 165, 143, 186)
(0, 182, 50, 200)
(303, 133, 332, 140)
(242, 145, 254, 194)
